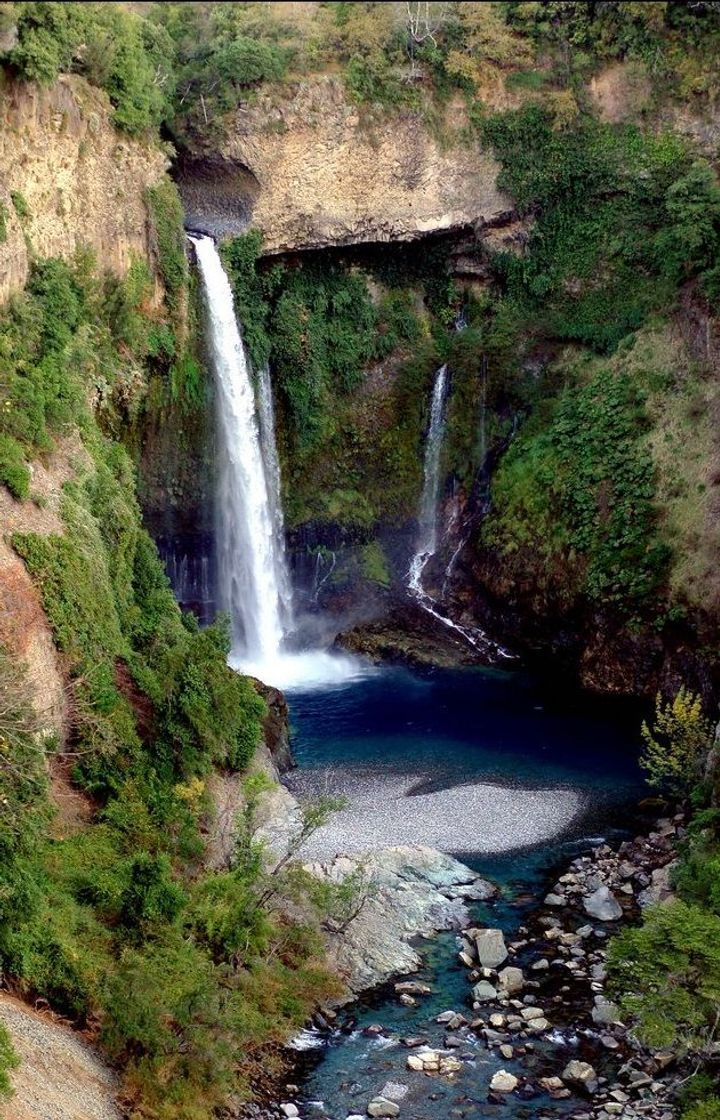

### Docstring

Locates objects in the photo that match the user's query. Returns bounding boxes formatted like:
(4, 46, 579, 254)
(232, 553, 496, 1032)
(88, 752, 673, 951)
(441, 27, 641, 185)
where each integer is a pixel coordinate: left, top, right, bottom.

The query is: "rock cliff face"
(0, 75, 167, 301)
(178, 76, 512, 254)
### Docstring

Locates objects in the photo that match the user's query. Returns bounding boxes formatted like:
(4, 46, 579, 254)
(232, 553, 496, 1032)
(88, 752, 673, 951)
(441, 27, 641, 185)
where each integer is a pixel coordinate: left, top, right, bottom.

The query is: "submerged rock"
(367, 1098, 400, 1118)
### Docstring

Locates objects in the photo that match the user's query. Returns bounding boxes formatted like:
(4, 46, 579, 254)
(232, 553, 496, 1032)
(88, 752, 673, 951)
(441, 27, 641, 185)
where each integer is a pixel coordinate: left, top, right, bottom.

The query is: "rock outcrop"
(0, 75, 167, 301)
(177, 76, 512, 254)
(305, 846, 496, 998)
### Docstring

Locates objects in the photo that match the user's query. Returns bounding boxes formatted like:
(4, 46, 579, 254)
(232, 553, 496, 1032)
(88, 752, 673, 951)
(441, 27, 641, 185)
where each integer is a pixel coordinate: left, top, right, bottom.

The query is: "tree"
(640, 687, 715, 799)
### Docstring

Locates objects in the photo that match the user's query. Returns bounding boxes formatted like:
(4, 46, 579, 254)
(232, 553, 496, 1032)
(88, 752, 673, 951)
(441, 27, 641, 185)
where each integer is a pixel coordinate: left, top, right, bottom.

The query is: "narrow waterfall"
(409, 364, 512, 660)
(408, 365, 449, 598)
(191, 234, 291, 672)
(256, 363, 294, 630)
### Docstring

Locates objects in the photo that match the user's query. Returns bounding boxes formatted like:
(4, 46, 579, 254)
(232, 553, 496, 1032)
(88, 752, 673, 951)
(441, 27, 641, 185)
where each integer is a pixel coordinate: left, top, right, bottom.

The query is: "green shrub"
(683, 1099, 720, 1120)
(607, 900, 720, 1051)
(10, 191, 29, 219)
(0, 1022, 18, 1099)
(146, 182, 188, 312)
(0, 200, 7, 244)
(0, 435, 30, 500)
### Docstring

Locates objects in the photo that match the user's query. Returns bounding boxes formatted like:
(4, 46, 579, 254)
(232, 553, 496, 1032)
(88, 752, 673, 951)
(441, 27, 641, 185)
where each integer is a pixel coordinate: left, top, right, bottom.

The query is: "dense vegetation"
(3, 2, 719, 143)
(3, 3, 720, 1116)
(0, 245, 341, 1119)
(607, 691, 720, 1119)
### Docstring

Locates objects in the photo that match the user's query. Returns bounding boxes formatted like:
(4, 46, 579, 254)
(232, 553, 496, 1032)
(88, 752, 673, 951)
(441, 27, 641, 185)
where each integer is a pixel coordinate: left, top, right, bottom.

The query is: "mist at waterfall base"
(288, 666, 645, 1119)
(192, 234, 365, 691)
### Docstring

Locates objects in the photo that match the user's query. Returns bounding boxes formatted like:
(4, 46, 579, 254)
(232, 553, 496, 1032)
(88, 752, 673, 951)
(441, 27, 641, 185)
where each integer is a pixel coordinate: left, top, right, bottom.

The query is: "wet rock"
(490, 1070, 518, 1093)
(592, 995, 621, 1026)
(472, 980, 497, 1002)
(545, 893, 566, 906)
(367, 1098, 400, 1118)
(520, 1007, 545, 1021)
(583, 886, 622, 921)
(474, 928, 508, 968)
(401, 1036, 427, 1048)
(500, 1044, 514, 1060)
(399, 994, 415, 1007)
(280, 1107, 299, 1118)
(539, 1077, 564, 1092)
(562, 1060, 598, 1092)
(531, 958, 549, 971)
(498, 966, 524, 995)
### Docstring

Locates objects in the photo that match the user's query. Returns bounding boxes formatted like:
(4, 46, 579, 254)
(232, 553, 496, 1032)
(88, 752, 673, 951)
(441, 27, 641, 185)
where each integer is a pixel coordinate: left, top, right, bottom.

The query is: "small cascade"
(191, 234, 291, 672)
(408, 365, 512, 660)
(408, 364, 449, 598)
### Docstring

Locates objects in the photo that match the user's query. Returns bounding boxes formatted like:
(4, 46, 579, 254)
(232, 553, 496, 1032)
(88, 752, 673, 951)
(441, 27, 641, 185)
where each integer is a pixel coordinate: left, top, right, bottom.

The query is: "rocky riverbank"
(258, 813, 686, 1120)
(446, 818, 682, 1120)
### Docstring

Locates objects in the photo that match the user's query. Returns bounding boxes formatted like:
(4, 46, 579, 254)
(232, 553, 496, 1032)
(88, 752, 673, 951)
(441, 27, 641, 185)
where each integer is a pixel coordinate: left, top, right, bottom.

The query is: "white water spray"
(192, 234, 364, 690)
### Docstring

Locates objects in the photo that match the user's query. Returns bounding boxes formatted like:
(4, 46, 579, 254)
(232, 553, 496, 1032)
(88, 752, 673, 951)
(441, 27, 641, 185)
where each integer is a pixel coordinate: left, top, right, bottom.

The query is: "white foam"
(229, 648, 374, 692)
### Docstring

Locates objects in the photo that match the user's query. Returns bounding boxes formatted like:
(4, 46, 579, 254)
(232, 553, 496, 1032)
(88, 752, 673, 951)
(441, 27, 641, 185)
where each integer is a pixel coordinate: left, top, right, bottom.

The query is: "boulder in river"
(583, 886, 622, 921)
(498, 966, 524, 994)
(562, 1059, 598, 1091)
(474, 928, 508, 968)
(490, 1070, 518, 1092)
(472, 980, 498, 1002)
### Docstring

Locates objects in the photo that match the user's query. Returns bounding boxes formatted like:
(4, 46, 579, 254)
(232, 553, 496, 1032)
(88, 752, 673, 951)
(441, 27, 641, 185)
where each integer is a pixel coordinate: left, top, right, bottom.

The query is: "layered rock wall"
(178, 76, 512, 253)
(0, 75, 167, 301)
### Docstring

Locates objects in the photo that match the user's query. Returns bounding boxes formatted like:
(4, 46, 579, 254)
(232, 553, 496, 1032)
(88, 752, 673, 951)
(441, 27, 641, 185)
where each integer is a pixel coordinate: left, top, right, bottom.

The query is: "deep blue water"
(284, 664, 646, 1120)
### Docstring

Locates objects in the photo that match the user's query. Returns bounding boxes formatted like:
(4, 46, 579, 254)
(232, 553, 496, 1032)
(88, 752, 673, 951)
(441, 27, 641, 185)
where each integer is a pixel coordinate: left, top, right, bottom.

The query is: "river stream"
(283, 664, 645, 1120)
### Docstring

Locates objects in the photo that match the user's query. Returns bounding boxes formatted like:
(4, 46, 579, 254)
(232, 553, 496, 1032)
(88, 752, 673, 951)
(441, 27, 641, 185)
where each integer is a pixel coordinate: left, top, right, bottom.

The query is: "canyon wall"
(0, 75, 167, 301)
(177, 75, 513, 254)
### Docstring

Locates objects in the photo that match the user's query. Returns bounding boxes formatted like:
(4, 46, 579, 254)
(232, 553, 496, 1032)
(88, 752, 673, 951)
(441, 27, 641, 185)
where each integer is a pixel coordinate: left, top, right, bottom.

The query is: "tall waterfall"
(408, 364, 512, 660)
(192, 234, 362, 690)
(192, 235, 291, 672)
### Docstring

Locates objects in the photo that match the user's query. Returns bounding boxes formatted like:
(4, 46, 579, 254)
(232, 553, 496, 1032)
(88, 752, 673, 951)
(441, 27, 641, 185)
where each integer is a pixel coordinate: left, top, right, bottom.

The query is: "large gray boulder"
(583, 885, 622, 921)
(474, 928, 508, 968)
(638, 863, 676, 908)
(473, 980, 498, 1002)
